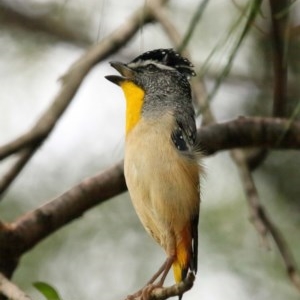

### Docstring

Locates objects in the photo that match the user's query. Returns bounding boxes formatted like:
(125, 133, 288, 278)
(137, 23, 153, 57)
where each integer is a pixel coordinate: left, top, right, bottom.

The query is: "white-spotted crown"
(128, 48, 196, 79)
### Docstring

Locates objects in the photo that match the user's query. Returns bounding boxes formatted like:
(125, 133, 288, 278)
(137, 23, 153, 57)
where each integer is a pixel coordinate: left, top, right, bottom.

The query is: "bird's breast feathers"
(124, 112, 200, 237)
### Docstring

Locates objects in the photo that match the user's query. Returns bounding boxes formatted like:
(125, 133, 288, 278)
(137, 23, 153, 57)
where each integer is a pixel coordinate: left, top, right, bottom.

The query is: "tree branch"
(231, 150, 270, 248)
(0, 148, 36, 198)
(16, 162, 125, 251)
(125, 273, 195, 300)
(0, 272, 32, 300)
(0, 161, 126, 277)
(197, 116, 300, 154)
(149, 273, 195, 300)
(261, 211, 300, 292)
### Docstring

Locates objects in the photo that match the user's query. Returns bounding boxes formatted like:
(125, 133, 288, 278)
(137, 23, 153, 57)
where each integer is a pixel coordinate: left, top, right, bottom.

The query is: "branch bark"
(0, 273, 32, 300)
(149, 273, 195, 300)
(197, 116, 300, 154)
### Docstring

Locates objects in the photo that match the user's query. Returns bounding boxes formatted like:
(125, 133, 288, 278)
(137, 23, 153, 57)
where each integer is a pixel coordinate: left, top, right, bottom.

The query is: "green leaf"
(33, 282, 62, 300)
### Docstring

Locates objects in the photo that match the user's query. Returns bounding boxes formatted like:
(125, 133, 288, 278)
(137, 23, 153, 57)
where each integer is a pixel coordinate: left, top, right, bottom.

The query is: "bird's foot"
(125, 283, 161, 300)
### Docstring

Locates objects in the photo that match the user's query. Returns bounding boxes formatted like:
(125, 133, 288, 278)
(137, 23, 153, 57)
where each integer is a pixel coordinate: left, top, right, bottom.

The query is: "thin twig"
(178, 0, 210, 52)
(262, 213, 300, 292)
(269, 0, 289, 117)
(230, 150, 270, 248)
(206, 0, 263, 103)
(232, 150, 300, 292)
(0, 272, 32, 300)
(0, 148, 36, 198)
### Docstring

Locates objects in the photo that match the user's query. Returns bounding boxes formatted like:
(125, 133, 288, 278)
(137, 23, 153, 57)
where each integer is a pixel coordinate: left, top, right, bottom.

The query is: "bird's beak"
(105, 61, 135, 86)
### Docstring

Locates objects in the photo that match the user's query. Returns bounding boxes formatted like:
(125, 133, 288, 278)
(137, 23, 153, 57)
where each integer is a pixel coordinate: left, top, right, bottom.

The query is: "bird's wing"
(171, 109, 196, 154)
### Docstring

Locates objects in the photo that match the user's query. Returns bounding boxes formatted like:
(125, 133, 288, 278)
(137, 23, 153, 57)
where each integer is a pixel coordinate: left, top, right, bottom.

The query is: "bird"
(105, 48, 201, 299)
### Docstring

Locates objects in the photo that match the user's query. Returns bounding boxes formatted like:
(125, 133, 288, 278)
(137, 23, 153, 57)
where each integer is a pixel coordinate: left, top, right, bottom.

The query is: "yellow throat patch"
(120, 81, 145, 134)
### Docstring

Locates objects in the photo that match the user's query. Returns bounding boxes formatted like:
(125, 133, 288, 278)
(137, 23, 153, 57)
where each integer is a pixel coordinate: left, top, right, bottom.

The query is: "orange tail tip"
(172, 248, 190, 300)
(172, 230, 191, 283)
(172, 216, 199, 283)
(172, 241, 190, 283)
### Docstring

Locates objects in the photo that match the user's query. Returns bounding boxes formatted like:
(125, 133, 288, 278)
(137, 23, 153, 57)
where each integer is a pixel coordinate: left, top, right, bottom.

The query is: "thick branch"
(13, 162, 126, 255)
(197, 116, 300, 154)
(0, 162, 126, 277)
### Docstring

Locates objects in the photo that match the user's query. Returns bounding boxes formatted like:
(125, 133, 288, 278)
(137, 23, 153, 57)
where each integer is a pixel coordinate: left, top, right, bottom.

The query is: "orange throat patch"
(120, 81, 145, 134)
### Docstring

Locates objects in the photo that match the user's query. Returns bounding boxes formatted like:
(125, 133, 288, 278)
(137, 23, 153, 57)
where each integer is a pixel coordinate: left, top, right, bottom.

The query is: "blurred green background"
(0, 1, 299, 300)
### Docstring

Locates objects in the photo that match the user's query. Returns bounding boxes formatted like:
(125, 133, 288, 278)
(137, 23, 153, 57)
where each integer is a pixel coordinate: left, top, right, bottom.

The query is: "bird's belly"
(124, 116, 199, 246)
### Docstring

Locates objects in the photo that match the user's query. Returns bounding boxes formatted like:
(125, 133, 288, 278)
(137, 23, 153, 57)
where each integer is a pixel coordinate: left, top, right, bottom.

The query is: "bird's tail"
(172, 216, 198, 299)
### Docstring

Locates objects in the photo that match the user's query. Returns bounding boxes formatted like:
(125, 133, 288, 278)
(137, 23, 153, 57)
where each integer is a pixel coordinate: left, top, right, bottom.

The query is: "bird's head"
(105, 48, 195, 92)
(105, 49, 196, 134)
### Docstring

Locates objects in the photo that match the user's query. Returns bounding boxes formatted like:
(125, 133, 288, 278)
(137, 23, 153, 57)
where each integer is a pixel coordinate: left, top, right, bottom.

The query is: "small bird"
(106, 48, 201, 299)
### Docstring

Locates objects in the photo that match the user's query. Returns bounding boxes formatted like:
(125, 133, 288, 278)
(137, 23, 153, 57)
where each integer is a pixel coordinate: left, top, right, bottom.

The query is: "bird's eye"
(147, 63, 157, 71)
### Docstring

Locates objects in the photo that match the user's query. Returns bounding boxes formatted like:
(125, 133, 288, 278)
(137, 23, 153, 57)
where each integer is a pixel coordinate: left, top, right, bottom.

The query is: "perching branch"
(124, 273, 195, 300)
(149, 273, 195, 300)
